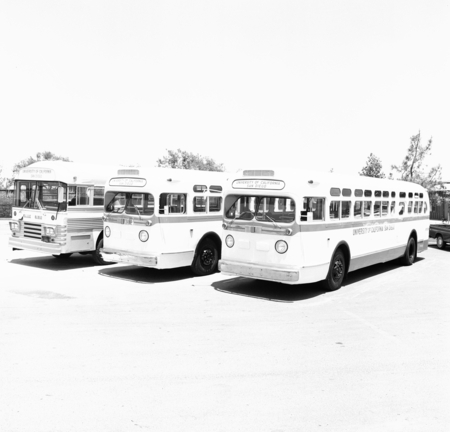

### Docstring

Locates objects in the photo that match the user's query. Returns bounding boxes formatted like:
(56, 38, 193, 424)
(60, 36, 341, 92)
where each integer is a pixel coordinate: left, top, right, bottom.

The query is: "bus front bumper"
(9, 236, 64, 254)
(218, 260, 300, 284)
(100, 248, 158, 267)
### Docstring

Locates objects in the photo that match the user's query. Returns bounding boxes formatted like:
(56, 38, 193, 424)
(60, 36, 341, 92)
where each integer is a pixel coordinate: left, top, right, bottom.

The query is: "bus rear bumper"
(219, 260, 300, 284)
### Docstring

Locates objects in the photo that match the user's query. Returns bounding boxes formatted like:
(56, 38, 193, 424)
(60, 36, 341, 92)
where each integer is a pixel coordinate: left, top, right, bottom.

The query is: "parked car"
(429, 223, 450, 250)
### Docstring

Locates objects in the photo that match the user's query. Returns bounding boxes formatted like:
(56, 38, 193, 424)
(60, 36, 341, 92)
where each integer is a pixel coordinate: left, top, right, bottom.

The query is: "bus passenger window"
(301, 197, 324, 221)
(354, 201, 362, 218)
(69, 186, 77, 206)
(193, 196, 206, 213)
(414, 202, 419, 213)
(159, 193, 186, 214)
(382, 201, 388, 216)
(363, 201, 371, 217)
(399, 202, 405, 215)
(390, 201, 395, 214)
(407, 201, 413, 214)
(419, 201, 423, 213)
(209, 197, 222, 212)
(342, 201, 351, 218)
(329, 201, 340, 220)
(374, 201, 381, 217)
(77, 187, 89, 205)
(93, 187, 105, 206)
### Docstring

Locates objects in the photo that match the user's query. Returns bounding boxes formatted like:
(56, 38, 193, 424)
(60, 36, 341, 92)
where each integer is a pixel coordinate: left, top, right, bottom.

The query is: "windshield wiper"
(260, 212, 282, 230)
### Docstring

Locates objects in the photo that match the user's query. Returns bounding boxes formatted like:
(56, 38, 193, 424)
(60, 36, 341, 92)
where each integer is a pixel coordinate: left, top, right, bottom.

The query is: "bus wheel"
(324, 248, 345, 291)
(92, 238, 109, 265)
(192, 238, 219, 276)
(52, 253, 72, 259)
(401, 237, 416, 266)
(436, 235, 446, 250)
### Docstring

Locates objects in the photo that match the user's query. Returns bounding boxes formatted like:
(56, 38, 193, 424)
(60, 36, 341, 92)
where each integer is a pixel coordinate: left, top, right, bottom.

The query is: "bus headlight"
(9, 221, 20, 232)
(105, 226, 111, 237)
(275, 240, 288, 254)
(44, 226, 56, 237)
(225, 235, 235, 248)
(139, 230, 149, 242)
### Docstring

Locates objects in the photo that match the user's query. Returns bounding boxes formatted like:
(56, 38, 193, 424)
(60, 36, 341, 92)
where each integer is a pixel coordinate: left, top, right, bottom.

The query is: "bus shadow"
(8, 254, 100, 271)
(344, 257, 425, 285)
(98, 265, 194, 284)
(212, 277, 326, 303)
(213, 257, 426, 302)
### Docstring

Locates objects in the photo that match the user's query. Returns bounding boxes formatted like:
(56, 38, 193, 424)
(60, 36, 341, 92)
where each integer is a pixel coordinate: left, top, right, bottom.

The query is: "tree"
(359, 153, 386, 178)
(391, 131, 442, 190)
(156, 149, 225, 172)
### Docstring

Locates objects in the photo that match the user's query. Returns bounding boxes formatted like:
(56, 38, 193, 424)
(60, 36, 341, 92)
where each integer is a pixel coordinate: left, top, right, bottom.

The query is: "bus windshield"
(14, 180, 67, 211)
(226, 196, 296, 223)
(105, 192, 155, 216)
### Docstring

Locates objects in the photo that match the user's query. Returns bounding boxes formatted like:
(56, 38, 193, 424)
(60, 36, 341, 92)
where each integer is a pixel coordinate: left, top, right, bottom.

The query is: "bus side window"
(209, 196, 222, 212)
(354, 201, 362, 218)
(374, 201, 381, 217)
(363, 201, 371, 217)
(390, 201, 395, 214)
(193, 196, 206, 213)
(68, 186, 77, 206)
(329, 201, 340, 220)
(399, 202, 405, 215)
(77, 187, 89, 205)
(301, 197, 324, 221)
(407, 201, 413, 214)
(93, 187, 105, 206)
(159, 193, 186, 214)
(342, 201, 351, 218)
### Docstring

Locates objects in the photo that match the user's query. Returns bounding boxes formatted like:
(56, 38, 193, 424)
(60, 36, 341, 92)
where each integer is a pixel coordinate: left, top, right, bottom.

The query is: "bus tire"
(191, 238, 219, 276)
(92, 238, 110, 265)
(436, 235, 446, 250)
(324, 248, 345, 291)
(401, 236, 416, 266)
(52, 253, 72, 259)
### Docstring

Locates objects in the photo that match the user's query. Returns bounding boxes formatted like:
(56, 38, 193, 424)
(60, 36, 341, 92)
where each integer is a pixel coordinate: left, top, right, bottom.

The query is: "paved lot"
(0, 219, 449, 432)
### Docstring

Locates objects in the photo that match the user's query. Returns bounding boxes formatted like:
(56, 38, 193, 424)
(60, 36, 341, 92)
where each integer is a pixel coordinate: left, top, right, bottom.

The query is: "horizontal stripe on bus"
(299, 215, 429, 232)
(105, 214, 222, 225)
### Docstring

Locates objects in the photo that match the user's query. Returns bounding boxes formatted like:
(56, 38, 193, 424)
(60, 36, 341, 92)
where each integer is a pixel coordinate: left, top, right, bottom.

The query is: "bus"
(9, 161, 117, 264)
(218, 169, 430, 291)
(100, 167, 226, 275)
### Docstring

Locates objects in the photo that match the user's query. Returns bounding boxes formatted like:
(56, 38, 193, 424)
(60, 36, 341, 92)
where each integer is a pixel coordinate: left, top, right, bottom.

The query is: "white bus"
(100, 167, 226, 275)
(219, 169, 430, 290)
(9, 161, 116, 264)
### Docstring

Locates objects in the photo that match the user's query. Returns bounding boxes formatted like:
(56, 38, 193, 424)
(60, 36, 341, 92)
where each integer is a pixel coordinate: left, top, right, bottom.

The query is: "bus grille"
(24, 222, 42, 239)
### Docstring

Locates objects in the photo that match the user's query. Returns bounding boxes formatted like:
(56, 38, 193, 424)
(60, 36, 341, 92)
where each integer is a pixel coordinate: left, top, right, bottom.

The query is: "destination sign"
(20, 168, 54, 179)
(109, 177, 147, 187)
(232, 179, 285, 190)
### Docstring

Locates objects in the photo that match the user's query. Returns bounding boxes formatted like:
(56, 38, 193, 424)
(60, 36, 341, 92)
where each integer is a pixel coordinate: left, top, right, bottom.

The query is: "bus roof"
(17, 161, 120, 185)
(105, 166, 228, 190)
(226, 168, 428, 194)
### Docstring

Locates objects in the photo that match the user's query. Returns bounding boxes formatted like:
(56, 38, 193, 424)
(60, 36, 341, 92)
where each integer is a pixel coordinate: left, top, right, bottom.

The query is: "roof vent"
(243, 170, 274, 176)
(118, 169, 139, 175)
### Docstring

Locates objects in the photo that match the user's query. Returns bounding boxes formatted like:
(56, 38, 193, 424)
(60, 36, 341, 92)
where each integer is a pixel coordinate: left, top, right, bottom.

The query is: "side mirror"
(57, 186, 65, 203)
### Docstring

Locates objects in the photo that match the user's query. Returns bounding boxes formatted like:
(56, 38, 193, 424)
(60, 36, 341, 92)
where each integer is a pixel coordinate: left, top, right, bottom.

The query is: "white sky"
(1, 0, 449, 179)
